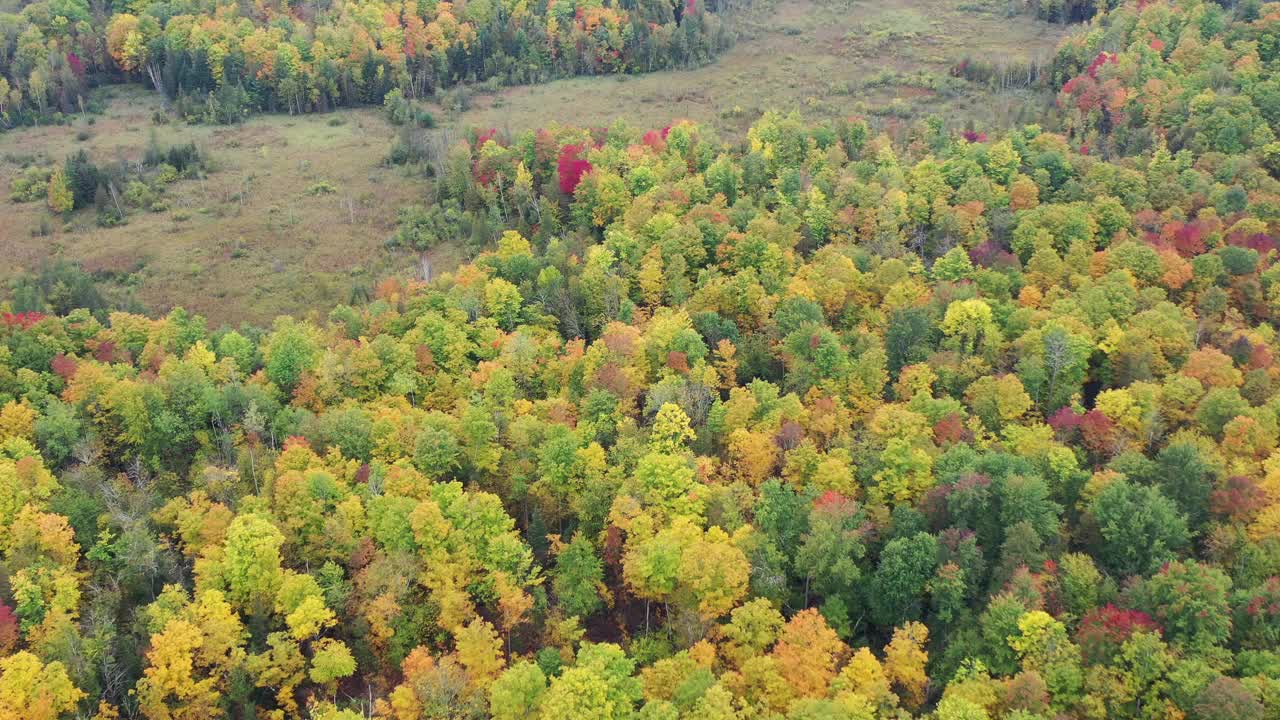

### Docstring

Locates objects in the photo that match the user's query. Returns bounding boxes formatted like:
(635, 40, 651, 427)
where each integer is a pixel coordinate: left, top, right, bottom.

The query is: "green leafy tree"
(1088, 479, 1189, 578)
(553, 535, 605, 618)
(869, 532, 939, 627)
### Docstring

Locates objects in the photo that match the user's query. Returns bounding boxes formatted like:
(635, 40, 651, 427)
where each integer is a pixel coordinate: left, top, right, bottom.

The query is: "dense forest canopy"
(0, 0, 734, 125)
(5, 0, 1280, 718)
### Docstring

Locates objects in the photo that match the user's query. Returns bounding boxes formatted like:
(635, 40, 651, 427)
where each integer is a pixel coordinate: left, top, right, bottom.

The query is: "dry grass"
(0, 87, 435, 326)
(447, 0, 1073, 136)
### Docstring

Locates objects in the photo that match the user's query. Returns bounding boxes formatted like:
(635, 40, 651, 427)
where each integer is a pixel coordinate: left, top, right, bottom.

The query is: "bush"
(123, 180, 158, 209)
(384, 89, 435, 128)
(9, 166, 53, 202)
(383, 88, 412, 126)
(145, 133, 202, 173)
(391, 202, 463, 251)
(97, 206, 127, 227)
(30, 215, 53, 237)
(387, 125, 428, 165)
(8, 260, 108, 315)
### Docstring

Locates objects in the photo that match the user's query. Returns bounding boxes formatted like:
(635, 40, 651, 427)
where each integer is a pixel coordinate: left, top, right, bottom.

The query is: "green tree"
(1131, 561, 1232, 651)
(553, 535, 604, 618)
(1088, 479, 1188, 578)
(490, 662, 547, 720)
(869, 532, 939, 627)
(221, 513, 285, 613)
(263, 319, 318, 395)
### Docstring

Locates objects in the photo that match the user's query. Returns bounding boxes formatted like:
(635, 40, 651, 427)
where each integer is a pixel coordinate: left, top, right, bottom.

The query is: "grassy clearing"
(444, 0, 1073, 136)
(0, 86, 438, 327)
(0, 0, 1070, 324)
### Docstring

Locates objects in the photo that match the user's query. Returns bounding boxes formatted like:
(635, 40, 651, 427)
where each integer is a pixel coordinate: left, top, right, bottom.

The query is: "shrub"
(9, 166, 53, 202)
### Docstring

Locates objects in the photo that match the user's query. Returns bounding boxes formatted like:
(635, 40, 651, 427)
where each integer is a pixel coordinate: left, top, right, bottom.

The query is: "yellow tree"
(454, 618, 505, 692)
(0, 652, 85, 720)
(134, 590, 246, 720)
(772, 608, 847, 698)
(883, 622, 929, 711)
(134, 620, 226, 720)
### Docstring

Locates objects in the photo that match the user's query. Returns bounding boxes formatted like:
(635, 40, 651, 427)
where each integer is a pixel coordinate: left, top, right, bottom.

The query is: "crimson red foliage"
(1086, 52, 1116, 79)
(1, 312, 46, 329)
(67, 52, 85, 77)
(93, 340, 117, 364)
(1172, 221, 1207, 256)
(1077, 604, 1161, 664)
(642, 130, 666, 150)
(932, 413, 967, 445)
(558, 143, 592, 195)
(968, 241, 1018, 269)
(1233, 232, 1278, 254)
(1079, 409, 1114, 454)
(474, 128, 499, 149)
(1239, 577, 1280, 620)
(50, 353, 77, 380)
(1048, 407, 1082, 434)
(962, 130, 987, 144)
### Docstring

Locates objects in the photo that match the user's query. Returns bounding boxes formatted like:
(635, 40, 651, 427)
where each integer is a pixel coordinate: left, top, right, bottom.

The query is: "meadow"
(453, 0, 1072, 135)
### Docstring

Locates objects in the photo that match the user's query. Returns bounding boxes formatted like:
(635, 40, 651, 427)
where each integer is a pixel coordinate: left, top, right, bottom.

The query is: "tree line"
(0, 0, 734, 127)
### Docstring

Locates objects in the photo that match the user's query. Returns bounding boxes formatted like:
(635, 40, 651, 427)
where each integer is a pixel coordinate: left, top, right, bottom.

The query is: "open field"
(0, 87, 443, 327)
(447, 0, 1074, 136)
(0, 0, 1071, 325)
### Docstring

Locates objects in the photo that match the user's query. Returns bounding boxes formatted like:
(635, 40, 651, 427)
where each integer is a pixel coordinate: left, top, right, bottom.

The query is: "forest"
(0, 0, 735, 125)
(4, 0, 1280, 717)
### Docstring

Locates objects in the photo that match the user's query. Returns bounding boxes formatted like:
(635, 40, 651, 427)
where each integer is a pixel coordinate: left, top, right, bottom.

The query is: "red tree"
(558, 143, 592, 195)
(50, 353, 77, 380)
(1076, 604, 1160, 664)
